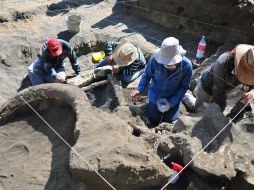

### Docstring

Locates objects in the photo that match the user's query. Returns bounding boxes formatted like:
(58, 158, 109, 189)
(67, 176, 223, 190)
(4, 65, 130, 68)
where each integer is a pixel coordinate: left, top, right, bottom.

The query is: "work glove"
(156, 98, 171, 113)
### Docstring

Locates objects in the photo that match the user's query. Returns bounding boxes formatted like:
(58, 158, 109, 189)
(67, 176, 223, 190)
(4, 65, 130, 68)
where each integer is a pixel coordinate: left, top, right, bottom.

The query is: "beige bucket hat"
(113, 41, 138, 66)
(153, 37, 186, 65)
(234, 44, 254, 85)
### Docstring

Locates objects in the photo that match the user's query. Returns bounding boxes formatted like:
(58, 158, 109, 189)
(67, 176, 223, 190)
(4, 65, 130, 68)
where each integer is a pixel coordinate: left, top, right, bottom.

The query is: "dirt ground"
(0, 99, 85, 190)
(0, 0, 254, 190)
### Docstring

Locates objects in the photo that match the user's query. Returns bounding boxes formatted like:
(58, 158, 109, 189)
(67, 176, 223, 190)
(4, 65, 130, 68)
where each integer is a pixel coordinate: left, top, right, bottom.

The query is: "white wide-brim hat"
(153, 37, 186, 65)
(113, 41, 138, 66)
(235, 44, 254, 85)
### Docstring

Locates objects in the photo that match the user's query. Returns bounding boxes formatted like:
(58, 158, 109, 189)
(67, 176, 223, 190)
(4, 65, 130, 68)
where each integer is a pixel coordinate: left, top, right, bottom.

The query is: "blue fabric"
(28, 59, 65, 85)
(148, 101, 179, 124)
(137, 56, 192, 122)
(121, 67, 144, 84)
(105, 41, 119, 55)
(137, 56, 192, 106)
(96, 57, 110, 68)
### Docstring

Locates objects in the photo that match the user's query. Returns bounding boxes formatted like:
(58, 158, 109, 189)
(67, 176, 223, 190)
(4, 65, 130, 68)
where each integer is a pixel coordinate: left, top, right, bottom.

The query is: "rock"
(187, 173, 224, 190)
(67, 70, 94, 87)
(0, 84, 171, 190)
(157, 136, 175, 153)
(155, 122, 175, 133)
(170, 104, 236, 179)
(67, 67, 111, 87)
(94, 66, 112, 77)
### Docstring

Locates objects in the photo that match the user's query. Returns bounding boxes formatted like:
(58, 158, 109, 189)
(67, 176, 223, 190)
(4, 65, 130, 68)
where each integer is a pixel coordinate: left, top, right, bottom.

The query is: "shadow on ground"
(46, 0, 103, 16)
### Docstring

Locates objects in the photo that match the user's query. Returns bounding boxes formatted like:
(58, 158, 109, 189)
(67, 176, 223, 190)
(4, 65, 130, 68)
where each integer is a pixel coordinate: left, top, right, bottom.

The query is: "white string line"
(201, 123, 248, 167)
(18, 95, 117, 190)
(47, 2, 252, 188)
(4, 1, 249, 183)
(43, 0, 254, 38)
(206, 70, 238, 89)
(64, 0, 245, 96)
(79, 2, 252, 187)
(5, 1, 223, 60)
(160, 96, 254, 190)
(9, 0, 254, 40)
(7, 1, 251, 188)
(18, 0, 251, 178)
(40, 1, 248, 115)
(43, 1, 216, 60)
(118, 1, 254, 37)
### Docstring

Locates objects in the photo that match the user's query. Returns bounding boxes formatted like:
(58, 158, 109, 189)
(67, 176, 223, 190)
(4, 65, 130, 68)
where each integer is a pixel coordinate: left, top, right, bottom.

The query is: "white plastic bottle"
(196, 36, 206, 60)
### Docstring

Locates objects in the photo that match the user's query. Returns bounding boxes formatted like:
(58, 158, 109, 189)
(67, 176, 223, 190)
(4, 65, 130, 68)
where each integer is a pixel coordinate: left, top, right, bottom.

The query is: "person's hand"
(244, 90, 254, 104)
(131, 90, 141, 102)
(112, 66, 119, 74)
(55, 75, 66, 83)
(192, 62, 200, 69)
(108, 54, 113, 64)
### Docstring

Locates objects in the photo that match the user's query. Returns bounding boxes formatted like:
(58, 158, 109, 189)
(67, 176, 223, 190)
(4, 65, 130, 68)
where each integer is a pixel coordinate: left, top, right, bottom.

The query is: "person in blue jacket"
(28, 38, 80, 85)
(131, 37, 192, 125)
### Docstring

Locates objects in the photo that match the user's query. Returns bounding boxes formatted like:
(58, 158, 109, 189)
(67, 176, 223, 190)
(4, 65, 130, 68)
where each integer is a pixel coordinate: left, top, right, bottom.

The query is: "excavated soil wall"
(125, 0, 254, 43)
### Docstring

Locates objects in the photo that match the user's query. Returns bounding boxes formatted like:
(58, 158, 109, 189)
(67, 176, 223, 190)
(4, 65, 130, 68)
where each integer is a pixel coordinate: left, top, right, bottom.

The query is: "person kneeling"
(131, 37, 192, 126)
(28, 38, 80, 85)
(96, 41, 146, 84)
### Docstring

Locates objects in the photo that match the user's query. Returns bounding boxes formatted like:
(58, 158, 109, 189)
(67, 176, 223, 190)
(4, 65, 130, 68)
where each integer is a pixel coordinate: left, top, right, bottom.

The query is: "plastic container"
(196, 36, 206, 60)
(92, 51, 106, 63)
(168, 162, 183, 184)
(66, 15, 81, 33)
(156, 98, 170, 113)
(168, 171, 180, 184)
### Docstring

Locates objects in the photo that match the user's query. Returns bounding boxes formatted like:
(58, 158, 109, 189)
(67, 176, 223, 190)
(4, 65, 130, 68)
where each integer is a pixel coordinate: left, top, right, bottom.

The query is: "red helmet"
(47, 39, 62, 56)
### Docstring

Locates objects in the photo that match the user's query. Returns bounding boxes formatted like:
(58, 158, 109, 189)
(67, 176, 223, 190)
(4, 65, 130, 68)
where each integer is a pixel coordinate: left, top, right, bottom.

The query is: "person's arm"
(211, 53, 231, 111)
(106, 41, 119, 56)
(63, 41, 80, 75)
(137, 57, 155, 93)
(39, 42, 51, 63)
(168, 59, 193, 106)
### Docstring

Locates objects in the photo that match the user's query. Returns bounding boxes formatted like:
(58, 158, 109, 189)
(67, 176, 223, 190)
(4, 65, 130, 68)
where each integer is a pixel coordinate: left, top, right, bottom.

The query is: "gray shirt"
(201, 52, 240, 111)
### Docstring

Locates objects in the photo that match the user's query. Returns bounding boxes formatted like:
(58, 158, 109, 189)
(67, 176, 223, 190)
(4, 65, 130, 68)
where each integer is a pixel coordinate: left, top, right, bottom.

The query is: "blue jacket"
(39, 39, 80, 77)
(137, 56, 192, 106)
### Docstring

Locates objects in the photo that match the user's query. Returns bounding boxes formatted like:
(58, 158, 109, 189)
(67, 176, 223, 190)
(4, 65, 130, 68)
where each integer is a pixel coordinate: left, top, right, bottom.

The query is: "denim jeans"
(28, 59, 66, 85)
(96, 57, 110, 68)
(96, 56, 144, 84)
(148, 101, 179, 125)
